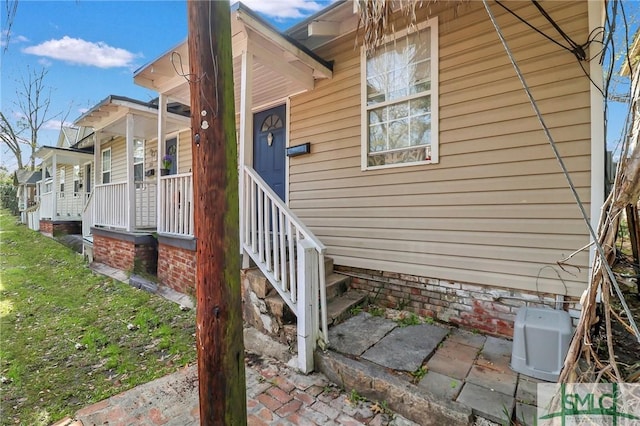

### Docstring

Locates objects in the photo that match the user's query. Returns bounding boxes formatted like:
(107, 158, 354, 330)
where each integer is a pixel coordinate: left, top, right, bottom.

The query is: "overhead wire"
(481, 0, 640, 342)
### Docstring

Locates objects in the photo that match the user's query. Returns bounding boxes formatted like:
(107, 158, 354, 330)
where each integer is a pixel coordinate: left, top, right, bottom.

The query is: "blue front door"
(253, 105, 286, 201)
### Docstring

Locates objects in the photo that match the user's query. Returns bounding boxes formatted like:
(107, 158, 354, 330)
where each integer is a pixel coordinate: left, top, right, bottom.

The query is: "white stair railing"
(26, 204, 40, 231)
(242, 165, 327, 373)
(158, 173, 194, 236)
(82, 192, 94, 238)
(39, 192, 54, 220)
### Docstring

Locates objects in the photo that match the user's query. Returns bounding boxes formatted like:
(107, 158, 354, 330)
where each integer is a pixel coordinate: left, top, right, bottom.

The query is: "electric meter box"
(510, 307, 573, 381)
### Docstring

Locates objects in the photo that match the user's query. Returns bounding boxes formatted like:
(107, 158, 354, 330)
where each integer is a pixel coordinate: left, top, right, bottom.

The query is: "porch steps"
(242, 256, 367, 347)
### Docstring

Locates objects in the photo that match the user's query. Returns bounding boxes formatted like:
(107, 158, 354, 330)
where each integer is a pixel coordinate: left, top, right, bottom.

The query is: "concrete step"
(315, 350, 473, 425)
(325, 272, 350, 301)
(323, 256, 334, 278)
(326, 290, 367, 325)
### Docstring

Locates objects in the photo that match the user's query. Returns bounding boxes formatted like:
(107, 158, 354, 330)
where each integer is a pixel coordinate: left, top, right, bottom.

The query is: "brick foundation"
(157, 235, 196, 295)
(39, 220, 81, 236)
(92, 228, 157, 274)
(335, 266, 581, 338)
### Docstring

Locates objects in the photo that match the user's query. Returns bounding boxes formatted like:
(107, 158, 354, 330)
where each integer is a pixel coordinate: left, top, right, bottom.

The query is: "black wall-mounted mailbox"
(286, 142, 311, 157)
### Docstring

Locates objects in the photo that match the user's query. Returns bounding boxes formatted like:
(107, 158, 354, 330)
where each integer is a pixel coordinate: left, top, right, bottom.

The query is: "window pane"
(387, 101, 409, 121)
(368, 106, 386, 125)
(410, 60, 431, 94)
(410, 96, 431, 115)
(388, 118, 409, 149)
(134, 139, 144, 164)
(103, 172, 110, 184)
(410, 114, 431, 146)
(369, 124, 386, 152)
(102, 150, 111, 172)
(134, 164, 143, 182)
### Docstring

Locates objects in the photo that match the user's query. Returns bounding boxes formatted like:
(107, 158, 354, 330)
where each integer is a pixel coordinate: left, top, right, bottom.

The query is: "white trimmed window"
(59, 169, 65, 193)
(361, 19, 438, 169)
(73, 165, 80, 194)
(133, 139, 145, 188)
(101, 148, 111, 184)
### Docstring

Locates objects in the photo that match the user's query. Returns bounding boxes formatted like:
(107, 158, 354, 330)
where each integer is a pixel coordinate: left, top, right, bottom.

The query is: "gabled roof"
(57, 126, 80, 148)
(14, 169, 42, 185)
(133, 2, 334, 108)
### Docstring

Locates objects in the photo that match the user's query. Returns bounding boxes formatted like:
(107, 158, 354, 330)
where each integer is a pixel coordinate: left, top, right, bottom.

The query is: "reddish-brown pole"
(187, 1, 247, 424)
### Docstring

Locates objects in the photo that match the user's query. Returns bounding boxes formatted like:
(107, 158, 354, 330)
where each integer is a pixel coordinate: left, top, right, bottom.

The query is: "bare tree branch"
(0, 111, 25, 170)
(14, 66, 58, 169)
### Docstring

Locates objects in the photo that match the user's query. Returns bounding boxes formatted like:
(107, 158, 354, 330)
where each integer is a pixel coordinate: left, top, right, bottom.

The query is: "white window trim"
(134, 138, 145, 188)
(101, 147, 111, 184)
(360, 17, 439, 171)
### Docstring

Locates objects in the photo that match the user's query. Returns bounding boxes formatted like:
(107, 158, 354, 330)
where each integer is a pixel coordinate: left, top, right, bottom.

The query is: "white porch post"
(93, 132, 100, 228)
(296, 238, 318, 374)
(126, 114, 135, 232)
(157, 94, 167, 234)
(239, 50, 254, 267)
(51, 155, 58, 218)
(94, 132, 101, 186)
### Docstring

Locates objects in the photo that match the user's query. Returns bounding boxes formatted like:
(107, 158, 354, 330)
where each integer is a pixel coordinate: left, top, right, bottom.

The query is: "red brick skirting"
(39, 220, 81, 236)
(335, 265, 580, 338)
(157, 235, 196, 295)
(92, 228, 157, 274)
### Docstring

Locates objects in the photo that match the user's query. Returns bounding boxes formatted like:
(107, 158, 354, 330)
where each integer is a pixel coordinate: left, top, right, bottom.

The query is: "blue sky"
(0, 0, 336, 170)
(0, 0, 637, 171)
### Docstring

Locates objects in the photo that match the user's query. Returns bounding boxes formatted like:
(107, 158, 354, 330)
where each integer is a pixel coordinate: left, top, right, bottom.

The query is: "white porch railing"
(57, 192, 88, 218)
(135, 182, 157, 229)
(158, 173, 193, 236)
(82, 192, 94, 238)
(40, 192, 54, 220)
(242, 165, 327, 373)
(93, 182, 128, 229)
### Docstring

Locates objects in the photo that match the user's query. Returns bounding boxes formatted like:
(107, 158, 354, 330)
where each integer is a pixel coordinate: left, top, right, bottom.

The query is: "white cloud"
(241, 0, 325, 19)
(0, 30, 29, 48)
(22, 36, 139, 68)
(43, 119, 73, 131)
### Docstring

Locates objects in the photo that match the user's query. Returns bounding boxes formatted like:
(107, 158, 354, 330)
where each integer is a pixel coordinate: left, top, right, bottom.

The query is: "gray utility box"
(510, 307, 573, 381)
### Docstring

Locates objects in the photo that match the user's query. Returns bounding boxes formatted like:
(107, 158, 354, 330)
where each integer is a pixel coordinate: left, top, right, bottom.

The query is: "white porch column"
(157, 93, 167, 234)
(51, 155, 58, 218)
(126, 114, 135, 232)
(239, 50, 253, 264)
(94, 132, 101, 186)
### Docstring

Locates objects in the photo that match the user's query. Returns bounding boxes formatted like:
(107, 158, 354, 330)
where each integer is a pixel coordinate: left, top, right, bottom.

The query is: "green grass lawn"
(0, 210, 197, 426)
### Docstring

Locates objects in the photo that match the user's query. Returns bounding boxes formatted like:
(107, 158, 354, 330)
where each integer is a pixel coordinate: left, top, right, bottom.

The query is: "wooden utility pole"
(187, 1, 247, 424)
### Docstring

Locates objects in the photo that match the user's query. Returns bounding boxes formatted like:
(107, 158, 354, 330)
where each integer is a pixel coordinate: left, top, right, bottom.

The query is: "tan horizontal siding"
(102, 137, 126, 183)
(287, 0, 593, 296)
(177, 129, 192, 174)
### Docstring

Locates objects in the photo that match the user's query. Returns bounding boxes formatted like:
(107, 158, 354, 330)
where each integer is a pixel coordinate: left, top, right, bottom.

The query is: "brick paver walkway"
(52, 352, 419, 426)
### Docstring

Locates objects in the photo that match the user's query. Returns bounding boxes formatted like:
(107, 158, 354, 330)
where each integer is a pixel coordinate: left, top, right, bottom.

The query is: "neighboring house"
(33, 145, 93, 236)
(73, 95, 193, 287)
(14, 168, 41, 225)
(135, 0, 604, 369)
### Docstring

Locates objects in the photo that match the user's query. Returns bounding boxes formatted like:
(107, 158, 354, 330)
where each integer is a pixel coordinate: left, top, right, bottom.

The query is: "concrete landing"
(317, 312, 545, 426)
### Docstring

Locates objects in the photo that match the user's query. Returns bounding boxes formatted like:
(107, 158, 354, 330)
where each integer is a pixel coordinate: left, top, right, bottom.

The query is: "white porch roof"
(133, 2, 333, 110)
(36, 146, 93, 165)
(73, 95, 190, 143)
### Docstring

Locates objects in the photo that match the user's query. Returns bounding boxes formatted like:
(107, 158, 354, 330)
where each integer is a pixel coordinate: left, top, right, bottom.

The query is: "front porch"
(34, 146, 93, 235)
(74, 95, 194, 291)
